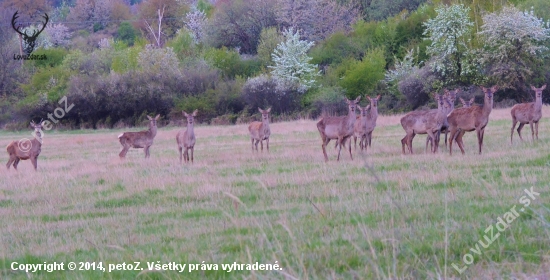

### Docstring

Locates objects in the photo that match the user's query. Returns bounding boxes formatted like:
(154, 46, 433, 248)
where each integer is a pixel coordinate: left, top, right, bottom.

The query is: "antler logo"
(11, 11, 49, 56)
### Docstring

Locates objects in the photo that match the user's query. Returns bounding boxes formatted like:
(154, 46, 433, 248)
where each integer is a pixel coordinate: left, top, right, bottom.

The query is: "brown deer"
(176, 110, 198, 163)
(352, 105, 370, 150)
(364, 95, 381, 150)
(6, 121, 44, 170)
(400, 94, 448, 154)
(460, 97, 475, 108)
(448, 86, 499, 155)
(317, 96, 361, 162)
(510, 85, 546, 143)
(249, 107, 271, 152)
(426, 89, 459, 152)
(118, 114, 160, 159)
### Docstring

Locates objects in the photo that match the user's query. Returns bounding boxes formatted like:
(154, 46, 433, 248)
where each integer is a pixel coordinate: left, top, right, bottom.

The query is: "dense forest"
(0, 0, 549, 128)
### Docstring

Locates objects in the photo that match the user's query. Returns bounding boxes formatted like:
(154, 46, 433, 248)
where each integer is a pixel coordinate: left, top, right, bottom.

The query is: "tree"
(478, 6, 550, 92)
(423, 4, 474, 85)
(276, 0, 359, 42)
(257, 27, 283, 67)
(184, 7, 207, 44)
(117, 22, 138, 46)
(204, 0, 277, 54)
(67, 0, 113, 31)
(269, 28, 320, 93)
(339, 48, 386, 99)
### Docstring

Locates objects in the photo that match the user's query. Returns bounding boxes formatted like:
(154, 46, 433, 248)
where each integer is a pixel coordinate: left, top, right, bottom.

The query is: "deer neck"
(186, 122, 195, 137)
(535, 94, 543, 110)
(347, 107, 356, 127)
(148, 124, 157, 138)
(482, 97, 493, 117)
(262, 118, 270, 130)
(369, 106, 378, 120)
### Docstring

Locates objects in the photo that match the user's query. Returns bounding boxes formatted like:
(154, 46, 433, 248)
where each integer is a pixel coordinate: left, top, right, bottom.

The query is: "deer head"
(146, 114, 160, 127)
(531, 84, 546, 99)
(481, 85, 498, 101)
(258, 107, 271, 122)
(30, 119, 44, 143)
(346, 96, 361, 112)
(11, 11, 49, 56)
(183, 110, 198, 125)
(366, 95, 381, 108)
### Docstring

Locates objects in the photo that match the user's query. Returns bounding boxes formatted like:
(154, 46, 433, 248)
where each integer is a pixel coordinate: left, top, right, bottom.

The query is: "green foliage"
(166, 29, 198, 63)
(20, 66, 70, 106)
(339, 48, 386, 99)
(204, 47, 262, 79)
(310, 32, 362, 67)
(117, 22, 138, 46)
(30, 48, 68, 68)
(257, 27, 283, 67)
(519, 0, 550, 21)
(196, 0, 214, 17)
(111, 46, 142, 73)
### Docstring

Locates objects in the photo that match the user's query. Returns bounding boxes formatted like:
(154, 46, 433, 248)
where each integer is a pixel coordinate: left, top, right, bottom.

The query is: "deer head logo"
(11, 11, 49, 56)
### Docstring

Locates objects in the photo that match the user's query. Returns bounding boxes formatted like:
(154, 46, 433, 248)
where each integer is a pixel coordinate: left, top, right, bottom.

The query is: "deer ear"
(491, 85, 498, 92)
(366, 105, 371, 110)
(354, 96, 361, 103)
(470, 97, 475, 103)
(192, 109, 198, 116)
(147, 115, 153, 120)
(258, 107, 263, 113)
(266, 108, 271, 113)
(155, 114, 160, 120)
(531, 85, 536, 91)
(459, 97, 465, 103)
(183, 111, 189, 117)
(542, 84, 547, 90)
(376, 94, 381, 100)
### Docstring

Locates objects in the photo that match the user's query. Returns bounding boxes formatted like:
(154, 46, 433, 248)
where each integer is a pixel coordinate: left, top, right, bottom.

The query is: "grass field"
(1, 107, 550, 279)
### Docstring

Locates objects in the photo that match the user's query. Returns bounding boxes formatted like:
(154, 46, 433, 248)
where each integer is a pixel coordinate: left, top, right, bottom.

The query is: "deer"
(448, 86, 499, 155)
(460, 97, 475, 108)
(176, 110, 198, 163)
(352, 105, 370, 150)
(248, 107, 271, 152)
(425, 89, 459, 152)
(364, 95, 381, 150)
(400, 94, 448, 154)
(6, 120, 44, 171)
(118, 114, 160, 159)
(510, 85, 546, 143)
(317, 96, 361, 162)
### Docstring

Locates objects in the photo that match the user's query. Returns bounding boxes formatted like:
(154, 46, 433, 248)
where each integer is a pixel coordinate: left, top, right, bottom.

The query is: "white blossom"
(184, 7, 207, 44)
(268, 28, 320, 93)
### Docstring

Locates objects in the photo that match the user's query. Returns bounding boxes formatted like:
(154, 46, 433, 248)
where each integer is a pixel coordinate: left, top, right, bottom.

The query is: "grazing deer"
(426, 89, 459, 152)
(352, 105, 370, 150)
(249, 107, 271, 152)
(448, 86, 499, 155)
(364, 95, 381, 150)
(176, 110, 198, 163)
(400, 94, 448, 154)
(460, 97, 475, 108)
(317, 96, 361, 162)
(118, 114, 160, 159)
(510, 85, 546, 143)
(6, 121, 44, 170)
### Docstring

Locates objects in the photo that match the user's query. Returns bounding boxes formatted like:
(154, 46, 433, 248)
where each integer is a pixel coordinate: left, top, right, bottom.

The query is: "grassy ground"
(1, 107, 549, 279)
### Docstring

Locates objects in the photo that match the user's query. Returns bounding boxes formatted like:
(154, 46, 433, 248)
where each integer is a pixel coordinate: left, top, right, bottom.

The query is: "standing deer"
(353, 105, 370, 150)
(176, 110, 198, 163)
(460, 97, 475, 108)
(118, 114, 160, 159)
(364, 95, 381, 150)
(317, 96, 361, 162)
(448, 86, 499, 155)
(6, 121, 44, 170)
(249, 107, 271, 152)
(400, 94, 448, 154)
(510, 85, 546, 143)
(426, 89, 459, 152)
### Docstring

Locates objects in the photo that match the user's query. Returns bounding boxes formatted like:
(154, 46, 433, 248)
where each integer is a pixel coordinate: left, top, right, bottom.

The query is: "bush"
(398, 66, 437, 109)
(241, 75, 301, 114)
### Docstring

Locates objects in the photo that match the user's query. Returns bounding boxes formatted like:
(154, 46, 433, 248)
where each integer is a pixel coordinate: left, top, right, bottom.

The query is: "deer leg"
(6, 156, 15, 169)
(183, 148, 189, 163)
(251, 138, 254, 151)
(144, 146, 149, 158)
(190, 147, 194, 163)
(535, 121, 539, 140)
(260, 139, 264, 151)
(426, 131, 436, 153)
(31, 157, 38, 170)
(337, 136, 343, 161)
(456, 130, 466, 155)
(119, 145, 129, 159)
(517, 123, 525, 141)
(443, 129, 448, 148)
(347, 136, 353, 160)
(179, 147, 183, 164)
(408, 133, 416, 154)
(254, 139, 259, 151)
(478, 128, 486, 154)
(13, 158, 21, 170)
(401, 135, 408, 154)
(321, 136, 329, 162)
(449, 128, 458, 155)
(510, 118, 517, 144)
(367, 132, 372, 147)
(530, 121, 535, 142)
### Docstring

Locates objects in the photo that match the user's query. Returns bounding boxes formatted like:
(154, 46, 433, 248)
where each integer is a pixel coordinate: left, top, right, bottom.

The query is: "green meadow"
(1, 108, 549, 279)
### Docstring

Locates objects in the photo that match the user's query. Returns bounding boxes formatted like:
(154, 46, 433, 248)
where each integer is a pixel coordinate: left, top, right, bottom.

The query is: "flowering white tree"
(478, 6, 550, 89)
(385, 48, 419, 85)
(269, 28, 320, 93)
(423, 4, 474, 84)
(184, 7, 206, 44)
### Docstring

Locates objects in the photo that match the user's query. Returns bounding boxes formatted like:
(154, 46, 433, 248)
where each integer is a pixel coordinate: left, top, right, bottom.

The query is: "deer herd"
(4, 85, 547, 170)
